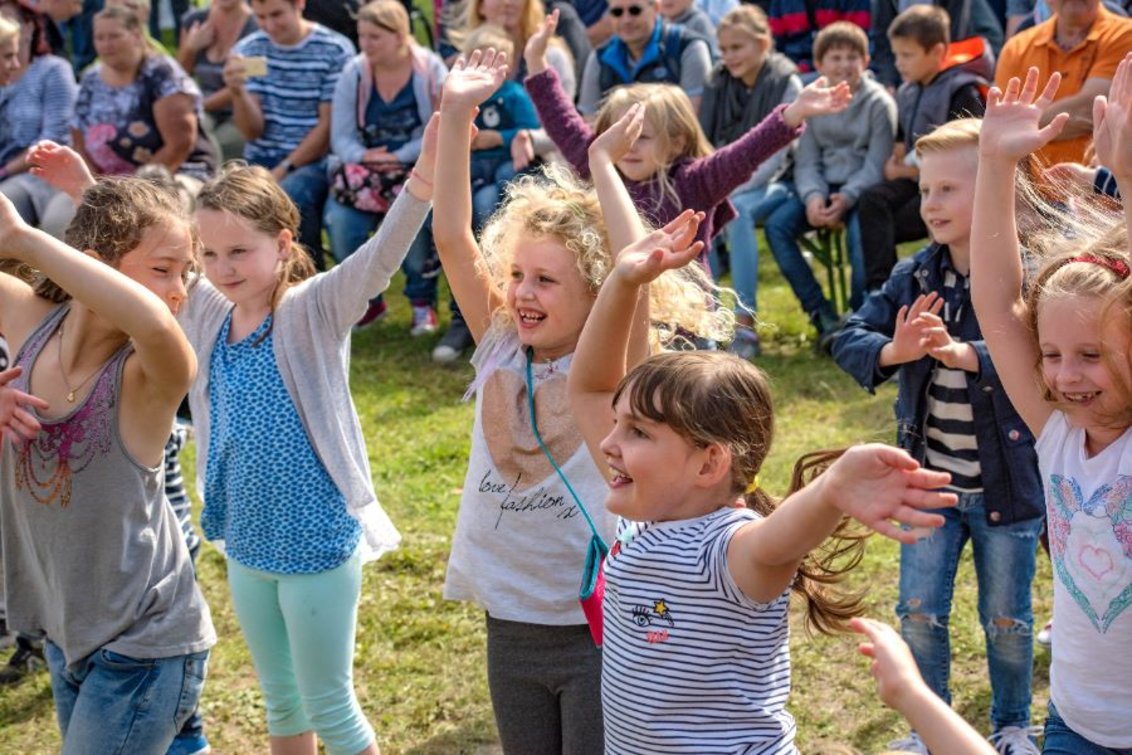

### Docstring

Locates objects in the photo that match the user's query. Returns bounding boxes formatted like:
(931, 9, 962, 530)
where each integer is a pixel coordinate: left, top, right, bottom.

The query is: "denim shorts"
(45, 640, 209, 755)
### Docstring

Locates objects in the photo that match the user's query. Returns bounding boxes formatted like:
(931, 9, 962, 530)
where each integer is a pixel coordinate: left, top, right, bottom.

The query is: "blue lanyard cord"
(525, 349, 608, 550)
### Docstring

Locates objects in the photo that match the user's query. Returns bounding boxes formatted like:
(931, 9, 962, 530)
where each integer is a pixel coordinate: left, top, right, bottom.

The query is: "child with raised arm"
(831, 117, 1044, 755)
(523, 9, 850, 254)
(432, 50, 729, 755)
(970, 60, 1132, 753)
(0, 177, 214, 752)
(567, 102, 957, 754)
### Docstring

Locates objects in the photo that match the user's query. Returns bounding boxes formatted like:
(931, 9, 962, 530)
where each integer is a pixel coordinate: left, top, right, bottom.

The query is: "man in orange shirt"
(995, 0, 1132, 166)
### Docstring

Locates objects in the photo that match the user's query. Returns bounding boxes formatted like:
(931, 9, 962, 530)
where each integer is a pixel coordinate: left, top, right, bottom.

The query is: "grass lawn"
(0, 247, 1052, 753)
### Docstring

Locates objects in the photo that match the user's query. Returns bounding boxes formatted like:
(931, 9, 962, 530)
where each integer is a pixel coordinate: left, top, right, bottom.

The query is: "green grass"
(0, 248, 1052, 753)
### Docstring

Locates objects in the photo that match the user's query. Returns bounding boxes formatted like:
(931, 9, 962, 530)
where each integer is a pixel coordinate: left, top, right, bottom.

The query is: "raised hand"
(27, 140, 95, 201)
(441, 49, 509, 113)
(182, 19, 216, 53)
(612, 210, 704, 286)
(884, 292, 943, 366)
(589, 102, 644, 165)
(511, 128, 536, 170)
(979, 68, 1069, 163)
(1093, 52, 1132, 180)
(0, 367, 49, 445)
(783, 76, 853, 128)
(820, 443, 955, 543)
(523, 8, 558, 76)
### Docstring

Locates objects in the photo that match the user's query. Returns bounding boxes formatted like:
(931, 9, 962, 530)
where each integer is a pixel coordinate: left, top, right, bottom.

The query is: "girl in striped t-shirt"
(567, 105, 958, 754)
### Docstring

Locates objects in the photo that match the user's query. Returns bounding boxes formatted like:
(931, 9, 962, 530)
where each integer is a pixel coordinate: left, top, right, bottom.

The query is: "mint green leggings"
(227, 548, 375, 754)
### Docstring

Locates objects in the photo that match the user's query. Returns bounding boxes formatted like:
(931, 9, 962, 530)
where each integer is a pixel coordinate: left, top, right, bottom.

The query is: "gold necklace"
(56, 319, 102, 403)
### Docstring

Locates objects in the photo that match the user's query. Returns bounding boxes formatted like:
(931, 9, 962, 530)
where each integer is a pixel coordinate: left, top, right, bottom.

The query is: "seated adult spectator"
(766, 0, 870, 74)
(11, 0, 79, 57)
(700, 4, 801, 359)
(326, 0, 447, 332)
(0, 0, 77, 237)
(871, 0, 1002, 90)
(224, 0, 354, 270)
(577, 0, 712, 113)
(660, 0, 720, 58)
(73, 7, 217, 194)
(104, 0, 175, 54)
(446, 0, 583, 97)
(995, 0, 1132, 166)
(763, 21, 895, 342)
(857, 5, 987, 290)
(178, 0, 257, 161)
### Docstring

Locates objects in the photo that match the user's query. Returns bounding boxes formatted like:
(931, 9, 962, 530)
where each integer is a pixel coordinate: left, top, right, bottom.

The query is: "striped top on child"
(602, 507, 797, 754)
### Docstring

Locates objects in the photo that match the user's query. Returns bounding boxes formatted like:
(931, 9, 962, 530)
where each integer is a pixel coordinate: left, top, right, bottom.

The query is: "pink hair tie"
(1069, 254, 1131, 280)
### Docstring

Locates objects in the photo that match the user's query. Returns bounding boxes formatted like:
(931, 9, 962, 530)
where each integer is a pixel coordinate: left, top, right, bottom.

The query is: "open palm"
(793, 77, 853, 119)
(443, 50, 509, 111)
(614, 210, 704, 286)
(1093, 53, 1132, 179)
(980, 68, 1067, 162)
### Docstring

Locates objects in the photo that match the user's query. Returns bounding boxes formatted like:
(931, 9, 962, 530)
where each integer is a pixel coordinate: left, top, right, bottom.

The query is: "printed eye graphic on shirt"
(632, 599, 675, 627)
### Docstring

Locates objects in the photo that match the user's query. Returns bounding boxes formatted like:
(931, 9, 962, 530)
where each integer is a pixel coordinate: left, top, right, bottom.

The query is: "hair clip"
(1069, 253, 1131, 280)
(745, 475, 760, 495)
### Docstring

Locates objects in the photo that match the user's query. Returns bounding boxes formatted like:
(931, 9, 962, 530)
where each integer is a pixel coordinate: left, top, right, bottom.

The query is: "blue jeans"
(227, 547, 375, 755)
(896, 492, 1041, 731)
(1045, 702, 1132, 754)
(470, 153, 516, 231)
(45, 640, 209, 755)
(723, 182, 794, 314)
(763, 186, 866, 315)
(324, 198, 440, 307)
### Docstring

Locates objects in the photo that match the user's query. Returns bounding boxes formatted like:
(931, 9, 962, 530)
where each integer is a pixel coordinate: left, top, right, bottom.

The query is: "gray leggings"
(485, 615, 604, 755)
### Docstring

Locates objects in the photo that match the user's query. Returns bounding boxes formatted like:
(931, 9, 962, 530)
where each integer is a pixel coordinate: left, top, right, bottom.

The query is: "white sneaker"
(989, 725, 1041, 755)
(1036, 619, 1052, 648)
(888, 732, 929, 754)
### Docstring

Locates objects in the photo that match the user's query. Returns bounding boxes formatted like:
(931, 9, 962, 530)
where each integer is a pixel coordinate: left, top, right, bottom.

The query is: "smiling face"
(718, 26, 769, 86)
(1038, 294, 1132, 446)
(814, 43, 867, 90)
(609, 0, 657, 54)
(113, 221, 195, 316)
(505, 234, 596, 362)
(615, 109, 673, 183)
(250, 0, 306, 46)
(196, 207, 288, 311)
(357, 19, 405, 65)
(599, 388, 723, 522)
(918, 146, 977, 259)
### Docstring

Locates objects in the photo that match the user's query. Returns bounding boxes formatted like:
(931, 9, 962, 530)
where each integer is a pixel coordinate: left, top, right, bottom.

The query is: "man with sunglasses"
(577, 0, 711, 114)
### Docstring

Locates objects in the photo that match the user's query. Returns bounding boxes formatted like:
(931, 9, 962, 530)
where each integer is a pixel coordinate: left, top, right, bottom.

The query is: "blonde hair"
(358, 0, 412, 38)
(915, 116, 980, 157)
(196, 165, 315, 339)
(448, 0, 544, 48)
(0, 14, 18, 47)
(593, 84, 714, 212)
(478, 164, 733, 346)
(461, 22, 513, 58)
(613, 352, 868, 635)
(716, 5, 772, 48)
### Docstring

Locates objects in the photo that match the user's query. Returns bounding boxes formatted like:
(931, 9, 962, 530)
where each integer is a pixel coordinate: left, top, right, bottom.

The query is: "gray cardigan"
(793, 75, 896, 207)
(180, 190, 431, 560)
(330, 47, 449, 165)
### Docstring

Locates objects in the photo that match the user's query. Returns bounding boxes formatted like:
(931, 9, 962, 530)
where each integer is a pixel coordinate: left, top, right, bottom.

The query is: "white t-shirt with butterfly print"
(1036, 410, 1132, 748)
(443, 327, 617, 625)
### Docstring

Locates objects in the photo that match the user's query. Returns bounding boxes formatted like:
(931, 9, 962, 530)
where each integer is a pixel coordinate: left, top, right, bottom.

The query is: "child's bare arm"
(568, 214, 703, 472)
(971, 68, 1068, 436)
(0, 367, 50, 445)
(1092, 53, 1132, 248)
(728, 445, 954, 603)
(27, 140, 96, 202)
(433, 51, 510, 342)
(851, 618, 997, 755)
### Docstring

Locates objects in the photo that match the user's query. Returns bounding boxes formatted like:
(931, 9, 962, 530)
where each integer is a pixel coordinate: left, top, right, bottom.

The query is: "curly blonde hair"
(478, 164, 734, 346)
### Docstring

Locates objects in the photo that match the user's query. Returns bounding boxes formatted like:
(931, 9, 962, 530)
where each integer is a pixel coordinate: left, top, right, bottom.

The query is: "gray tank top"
(0, 305, 215, 667)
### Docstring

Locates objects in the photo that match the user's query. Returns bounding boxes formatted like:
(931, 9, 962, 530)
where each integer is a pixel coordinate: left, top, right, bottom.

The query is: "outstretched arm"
(727, 444, 954, 603)
(433, 50, 511, 342)
(1092, 53, 1132, 247)
(567, 212, 703, 472)
(851, 618, 996, 755)
(970, 68, 1067, 436)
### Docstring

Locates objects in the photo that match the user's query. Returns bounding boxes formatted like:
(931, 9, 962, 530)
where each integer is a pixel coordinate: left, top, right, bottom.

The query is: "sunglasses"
(610, 5, 646, 17)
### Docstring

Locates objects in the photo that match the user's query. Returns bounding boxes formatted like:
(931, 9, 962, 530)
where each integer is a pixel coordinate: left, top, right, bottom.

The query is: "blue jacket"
(830, 244, 1043, 526)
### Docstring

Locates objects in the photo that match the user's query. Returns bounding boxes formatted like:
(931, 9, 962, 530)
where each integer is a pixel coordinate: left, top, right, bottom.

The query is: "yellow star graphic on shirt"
(654, 600, 669, 616)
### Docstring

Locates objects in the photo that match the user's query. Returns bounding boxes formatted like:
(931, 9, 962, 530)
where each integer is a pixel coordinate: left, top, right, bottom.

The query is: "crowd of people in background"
(1, 0, 1132, 753)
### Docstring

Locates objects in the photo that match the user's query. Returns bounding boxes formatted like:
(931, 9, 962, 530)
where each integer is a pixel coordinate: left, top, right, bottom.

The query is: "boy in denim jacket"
(831, 118, 1044, 755)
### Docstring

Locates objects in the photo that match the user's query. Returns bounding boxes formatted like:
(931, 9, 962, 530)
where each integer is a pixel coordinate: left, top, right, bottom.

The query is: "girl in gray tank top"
(0, 176, 215, 753)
